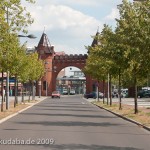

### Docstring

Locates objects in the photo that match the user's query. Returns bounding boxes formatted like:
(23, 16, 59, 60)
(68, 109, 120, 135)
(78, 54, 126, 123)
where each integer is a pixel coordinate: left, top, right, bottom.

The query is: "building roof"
(91, 31, 100, 47)
(87, 31, 100, 54)
(37, 33, 54, 54)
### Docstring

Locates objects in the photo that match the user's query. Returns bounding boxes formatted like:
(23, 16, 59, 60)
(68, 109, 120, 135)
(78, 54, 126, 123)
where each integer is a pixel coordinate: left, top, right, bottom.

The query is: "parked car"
(51, 91, 60, 98)
(112, 91, 118, 98)
(138, 90, 146, 98)
(84, 92, 97, 99)
(62, 89, 68, 95)
(137, 90, 150, 98)
(70, 89, 76, 95)
(98, 92, 104, 99)
(143, 90, 150, 98)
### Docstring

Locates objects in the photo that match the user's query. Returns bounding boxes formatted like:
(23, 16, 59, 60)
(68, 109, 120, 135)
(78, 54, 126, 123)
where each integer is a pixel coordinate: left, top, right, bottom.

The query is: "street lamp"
(133, 0, 145, 1)
(18, 34, 37, 39)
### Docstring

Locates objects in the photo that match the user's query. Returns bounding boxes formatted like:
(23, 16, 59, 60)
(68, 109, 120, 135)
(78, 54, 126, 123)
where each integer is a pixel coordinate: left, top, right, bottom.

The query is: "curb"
(92, 103, 150, 132)
(0, 98, 47, 124)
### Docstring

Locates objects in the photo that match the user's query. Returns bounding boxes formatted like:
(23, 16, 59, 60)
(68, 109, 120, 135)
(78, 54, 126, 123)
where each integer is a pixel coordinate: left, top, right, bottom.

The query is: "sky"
(20, 0, 133, 55)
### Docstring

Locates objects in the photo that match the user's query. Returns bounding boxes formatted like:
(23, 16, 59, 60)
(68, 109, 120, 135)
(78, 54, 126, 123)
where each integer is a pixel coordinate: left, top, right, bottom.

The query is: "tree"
(84, 48, 108, 102)
(85, 26, 117, 105)
(0, 4, 9, 111)
(1, 0, 35, 34)
(26, 53, 44, 101)
(116, 0, 150, 114)
(0, 0, 36, 109)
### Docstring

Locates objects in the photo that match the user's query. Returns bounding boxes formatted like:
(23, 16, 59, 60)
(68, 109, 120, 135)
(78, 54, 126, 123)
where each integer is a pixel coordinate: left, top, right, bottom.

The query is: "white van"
(62, 89, 68, 95)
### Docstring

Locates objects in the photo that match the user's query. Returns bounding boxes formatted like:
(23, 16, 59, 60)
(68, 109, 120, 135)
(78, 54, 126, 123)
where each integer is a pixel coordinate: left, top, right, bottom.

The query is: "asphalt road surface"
(0, 95, 150, 150)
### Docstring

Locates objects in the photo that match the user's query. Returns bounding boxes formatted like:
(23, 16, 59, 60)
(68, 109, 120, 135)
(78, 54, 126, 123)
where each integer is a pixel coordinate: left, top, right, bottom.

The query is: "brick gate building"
(36, 32, 107, 96)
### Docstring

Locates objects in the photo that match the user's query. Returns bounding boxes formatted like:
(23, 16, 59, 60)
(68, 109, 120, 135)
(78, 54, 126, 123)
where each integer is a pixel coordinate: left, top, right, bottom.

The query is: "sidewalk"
(86, 97, 150, 107)
(0, 96, 47, 104)
(85, 97, 150, 130)
(0, 96, 47, 123)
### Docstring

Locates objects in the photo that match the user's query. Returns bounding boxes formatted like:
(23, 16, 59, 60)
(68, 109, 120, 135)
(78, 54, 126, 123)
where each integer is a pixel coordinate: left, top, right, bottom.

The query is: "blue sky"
(21, 0, 133, 55)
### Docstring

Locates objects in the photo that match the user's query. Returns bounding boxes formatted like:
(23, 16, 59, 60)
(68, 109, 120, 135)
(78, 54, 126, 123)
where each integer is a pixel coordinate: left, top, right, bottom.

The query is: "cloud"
(54, 43, 87, 55)
(105, 8, 120, 21)
(27, 4, 102, 40)
(58, 0, 99, 6)
(21, 0, 122, 54)
(29, 4, 101, 29)
(29, 0, 100, 7)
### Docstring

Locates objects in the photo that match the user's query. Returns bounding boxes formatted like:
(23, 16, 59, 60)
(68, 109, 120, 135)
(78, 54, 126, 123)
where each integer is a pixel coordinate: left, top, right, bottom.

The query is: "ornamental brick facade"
(36, 32, 107, 96)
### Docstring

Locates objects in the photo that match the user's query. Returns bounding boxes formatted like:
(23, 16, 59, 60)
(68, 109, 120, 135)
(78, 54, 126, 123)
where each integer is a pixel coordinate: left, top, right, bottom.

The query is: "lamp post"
(18, 34, 37, 39)
(133, 0, 145, 1)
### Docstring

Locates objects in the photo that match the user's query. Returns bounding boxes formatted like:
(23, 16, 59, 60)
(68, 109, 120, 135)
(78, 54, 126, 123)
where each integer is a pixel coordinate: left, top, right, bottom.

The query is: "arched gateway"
(36, 33, 101, 96)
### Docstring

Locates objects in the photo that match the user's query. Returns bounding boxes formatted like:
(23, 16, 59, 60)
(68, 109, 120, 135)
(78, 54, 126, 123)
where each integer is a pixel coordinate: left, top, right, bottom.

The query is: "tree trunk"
(22, 83, 24, 103)
(14, 75, 17, 107)
(16, 78, 18, 104)
(28, 81, 32, 102)
(109, 74, 112, 106)
(1, 72, 4, 112)
(103, 78, 105, 104)
(97, 81, 99, 102)
(107, 74, 109, 105)
(118, 68, 122, 110)
(134, 76, 138, 114)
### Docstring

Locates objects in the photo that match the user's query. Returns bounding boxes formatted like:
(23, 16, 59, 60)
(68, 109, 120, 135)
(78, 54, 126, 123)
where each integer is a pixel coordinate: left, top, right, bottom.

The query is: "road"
(0, 95, 150, 150)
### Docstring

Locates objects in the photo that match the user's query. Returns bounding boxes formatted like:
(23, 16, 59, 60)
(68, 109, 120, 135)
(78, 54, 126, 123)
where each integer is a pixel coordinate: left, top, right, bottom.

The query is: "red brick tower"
(36, 33, 55, 96)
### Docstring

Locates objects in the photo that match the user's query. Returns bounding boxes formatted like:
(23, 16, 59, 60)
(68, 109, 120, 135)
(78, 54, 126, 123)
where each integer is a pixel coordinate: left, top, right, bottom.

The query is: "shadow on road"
(21, 143, 142, 150)
(20, 112, 118, 119)
(48, 144, 142, 150)
(16, 120, 121, 127)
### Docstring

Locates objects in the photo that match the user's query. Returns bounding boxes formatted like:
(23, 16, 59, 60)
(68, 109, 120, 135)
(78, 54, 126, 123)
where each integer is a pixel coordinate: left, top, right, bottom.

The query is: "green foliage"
(116, 0, 150, 85)
(0, 0, 45, 86)
(85, 0, 150, 88)
(0, 0, 43, 78)
(27, 53, 45, 82)
(0, 0, 35, 33)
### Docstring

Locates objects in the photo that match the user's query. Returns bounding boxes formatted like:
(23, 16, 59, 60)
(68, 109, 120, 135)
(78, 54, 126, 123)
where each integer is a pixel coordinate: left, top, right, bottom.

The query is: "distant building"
(56, 70, 86, 94)
(26, 47, 36, 54)
(71, 70, 85, 77)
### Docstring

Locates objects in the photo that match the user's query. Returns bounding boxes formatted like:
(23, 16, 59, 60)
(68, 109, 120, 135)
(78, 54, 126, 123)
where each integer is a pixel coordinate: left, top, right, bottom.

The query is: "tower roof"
(37, 33, 54, 54)
(87, 31, 100, 54)
(91, 31, 100, 47)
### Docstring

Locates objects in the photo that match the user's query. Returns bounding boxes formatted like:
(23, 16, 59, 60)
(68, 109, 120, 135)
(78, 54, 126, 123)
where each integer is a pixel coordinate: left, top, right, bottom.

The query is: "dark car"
(138, 90, 146, 98)
(143, 90, 150, 98)
(137, 90, 150, 98)
(84, 92, 97, 99)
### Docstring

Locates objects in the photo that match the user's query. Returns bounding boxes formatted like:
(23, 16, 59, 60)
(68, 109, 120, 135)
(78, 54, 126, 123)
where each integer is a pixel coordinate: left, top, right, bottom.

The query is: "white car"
(98, 92, 104, 99)
(70, 89, 76, 95)
(62, 89, 68, 95)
